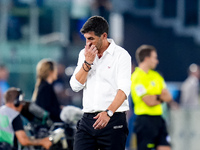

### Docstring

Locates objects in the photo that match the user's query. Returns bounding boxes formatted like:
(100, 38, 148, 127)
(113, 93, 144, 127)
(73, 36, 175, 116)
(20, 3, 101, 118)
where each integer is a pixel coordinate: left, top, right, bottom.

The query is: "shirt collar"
(105, 39, 115, 55)
(136, 67, 151, 74)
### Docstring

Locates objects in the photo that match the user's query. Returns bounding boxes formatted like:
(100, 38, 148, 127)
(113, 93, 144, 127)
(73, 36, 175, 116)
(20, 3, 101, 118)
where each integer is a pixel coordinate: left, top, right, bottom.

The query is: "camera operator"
(0, 87, 52, 150)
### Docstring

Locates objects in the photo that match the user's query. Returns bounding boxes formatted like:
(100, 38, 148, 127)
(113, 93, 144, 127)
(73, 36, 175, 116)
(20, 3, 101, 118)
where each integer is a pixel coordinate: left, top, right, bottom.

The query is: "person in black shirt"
(32, 59, 62, 122)
(0, 87, 52, 149)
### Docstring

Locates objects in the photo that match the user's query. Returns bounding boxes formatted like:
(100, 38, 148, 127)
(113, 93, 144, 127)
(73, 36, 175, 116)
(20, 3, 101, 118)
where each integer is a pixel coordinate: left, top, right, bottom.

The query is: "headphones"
(14, 89, 24, 107)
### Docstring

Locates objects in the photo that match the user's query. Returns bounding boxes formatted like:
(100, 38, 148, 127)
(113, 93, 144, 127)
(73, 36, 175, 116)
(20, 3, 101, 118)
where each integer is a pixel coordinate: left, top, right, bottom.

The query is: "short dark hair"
(80, 16, 109, 37)
(4, 87, 20, 103)
(135, 45, 157, 64)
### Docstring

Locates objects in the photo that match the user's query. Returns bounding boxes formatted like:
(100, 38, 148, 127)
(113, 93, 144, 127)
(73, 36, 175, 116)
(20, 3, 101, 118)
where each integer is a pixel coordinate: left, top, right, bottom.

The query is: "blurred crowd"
(4, 0, 112, 43)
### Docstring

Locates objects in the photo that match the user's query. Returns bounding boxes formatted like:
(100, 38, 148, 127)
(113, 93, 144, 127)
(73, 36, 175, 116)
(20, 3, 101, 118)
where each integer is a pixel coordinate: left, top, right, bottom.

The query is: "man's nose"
(86, 41, 92, 46)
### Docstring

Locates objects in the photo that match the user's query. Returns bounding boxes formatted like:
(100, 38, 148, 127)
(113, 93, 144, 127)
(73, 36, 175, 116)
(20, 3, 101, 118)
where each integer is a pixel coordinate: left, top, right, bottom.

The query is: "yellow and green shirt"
(131, 67, 166, 116)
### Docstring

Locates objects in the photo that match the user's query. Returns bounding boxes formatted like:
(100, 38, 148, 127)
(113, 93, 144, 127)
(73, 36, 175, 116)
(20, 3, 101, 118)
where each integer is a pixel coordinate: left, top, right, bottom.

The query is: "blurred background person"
(180, 63, 200, 109)
(0, 64, 10, 106)
(32, 59, 62, 122)
(0, 87, 52, 150)
(53, 63, 73, 106)
(131, 45, 172, 150)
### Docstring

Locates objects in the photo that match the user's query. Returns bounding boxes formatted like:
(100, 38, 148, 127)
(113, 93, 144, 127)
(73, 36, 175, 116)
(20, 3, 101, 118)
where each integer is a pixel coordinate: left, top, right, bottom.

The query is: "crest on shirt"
(151, 81, 156, 86)
(135, 84, 146, 96)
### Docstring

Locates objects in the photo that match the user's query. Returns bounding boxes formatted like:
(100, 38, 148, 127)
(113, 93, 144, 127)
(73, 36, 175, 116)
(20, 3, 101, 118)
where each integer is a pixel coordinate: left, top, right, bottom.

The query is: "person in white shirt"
(70, 16, 131, 150)
(180, 63, 200, 108)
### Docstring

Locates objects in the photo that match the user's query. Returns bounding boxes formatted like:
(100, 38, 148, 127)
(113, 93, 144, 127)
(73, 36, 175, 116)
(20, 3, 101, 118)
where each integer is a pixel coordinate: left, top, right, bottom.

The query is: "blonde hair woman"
(32, 59, 62, 122)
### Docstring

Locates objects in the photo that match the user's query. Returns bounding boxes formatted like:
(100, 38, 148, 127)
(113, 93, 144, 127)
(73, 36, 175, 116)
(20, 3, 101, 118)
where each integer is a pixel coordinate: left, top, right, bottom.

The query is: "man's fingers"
(93, 113, 109, 129)
(92, 46, 97, 51)
(85, 44, 97, 55)
(93, 119, 100, 128)
(85, 43, 91, 52)
(93, 114, 104, 129)
(94, 121, 103, 129)
(88, 45, 96, 52)
(95, 122, 108, 129)
(93, 114, 99, 119)
(85, 44, 96, 51)
(84, 44, 98, 64)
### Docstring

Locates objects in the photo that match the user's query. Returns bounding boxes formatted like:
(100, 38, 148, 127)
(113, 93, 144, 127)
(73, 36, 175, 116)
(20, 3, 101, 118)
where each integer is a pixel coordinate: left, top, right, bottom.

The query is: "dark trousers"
(134, 115, 170, 150)
(0, 142, 13, 150)
(74, 112, 128, 150)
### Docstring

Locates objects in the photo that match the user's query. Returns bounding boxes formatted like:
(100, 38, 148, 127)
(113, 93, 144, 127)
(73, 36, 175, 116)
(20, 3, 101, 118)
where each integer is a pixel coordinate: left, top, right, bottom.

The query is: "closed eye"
(88, 37, 94, 40)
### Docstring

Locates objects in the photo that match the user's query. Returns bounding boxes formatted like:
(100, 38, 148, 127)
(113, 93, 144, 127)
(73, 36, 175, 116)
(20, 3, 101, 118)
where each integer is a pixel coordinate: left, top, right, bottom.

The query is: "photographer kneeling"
(0, 87, 52, 150)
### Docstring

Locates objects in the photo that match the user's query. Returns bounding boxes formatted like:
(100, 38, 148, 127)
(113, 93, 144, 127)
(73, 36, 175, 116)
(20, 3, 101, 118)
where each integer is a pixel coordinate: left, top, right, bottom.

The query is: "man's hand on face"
(84, 42, 98, 64)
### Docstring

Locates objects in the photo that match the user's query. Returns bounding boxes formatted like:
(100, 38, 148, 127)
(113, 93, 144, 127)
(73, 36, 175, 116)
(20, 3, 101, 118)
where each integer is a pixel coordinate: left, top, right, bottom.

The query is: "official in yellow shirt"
(131, 45, 172, 150)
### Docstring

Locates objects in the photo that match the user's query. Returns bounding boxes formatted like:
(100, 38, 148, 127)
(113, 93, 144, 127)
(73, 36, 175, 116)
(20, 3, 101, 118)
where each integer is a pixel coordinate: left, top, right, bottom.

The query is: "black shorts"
(74, 112, 128, 150)
(134, 115, 170, 150)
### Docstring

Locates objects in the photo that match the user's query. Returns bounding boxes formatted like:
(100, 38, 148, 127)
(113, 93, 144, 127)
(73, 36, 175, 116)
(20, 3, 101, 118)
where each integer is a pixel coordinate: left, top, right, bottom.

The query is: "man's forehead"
(84, 31, 96, 37)
(150, 50, 157, 56)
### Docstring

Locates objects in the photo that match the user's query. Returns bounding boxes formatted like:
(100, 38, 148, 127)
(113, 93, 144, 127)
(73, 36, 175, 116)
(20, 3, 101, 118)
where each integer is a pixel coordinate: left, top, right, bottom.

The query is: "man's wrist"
(49, 136, 54, 143)
(105, 109, 113, 117)
(156, 95, 163, 103)
(82, 63, 91, 72)
(84, 60, 93, 66)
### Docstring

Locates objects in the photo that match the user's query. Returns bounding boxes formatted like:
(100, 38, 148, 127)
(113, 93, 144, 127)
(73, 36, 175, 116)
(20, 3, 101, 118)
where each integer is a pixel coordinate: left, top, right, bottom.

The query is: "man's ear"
(144, 56, 150, 62)
(102, 32, 107, 39)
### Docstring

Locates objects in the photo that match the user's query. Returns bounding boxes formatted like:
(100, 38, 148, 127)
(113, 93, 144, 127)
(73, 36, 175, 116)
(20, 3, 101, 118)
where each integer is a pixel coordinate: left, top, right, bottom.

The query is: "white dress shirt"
(70, 39, 131, 113)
